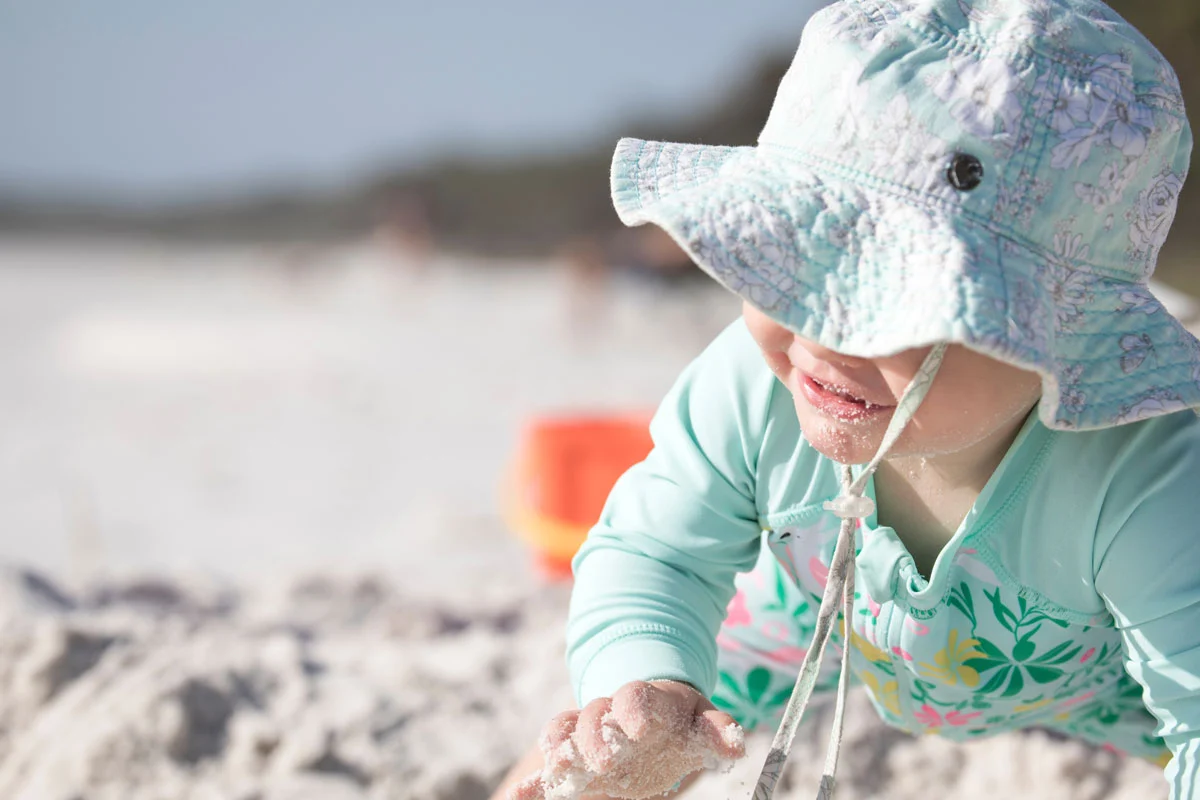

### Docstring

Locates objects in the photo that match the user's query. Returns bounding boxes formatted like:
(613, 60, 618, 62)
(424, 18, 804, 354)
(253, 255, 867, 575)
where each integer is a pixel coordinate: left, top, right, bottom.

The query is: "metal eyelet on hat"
(946, 152, 984, 191)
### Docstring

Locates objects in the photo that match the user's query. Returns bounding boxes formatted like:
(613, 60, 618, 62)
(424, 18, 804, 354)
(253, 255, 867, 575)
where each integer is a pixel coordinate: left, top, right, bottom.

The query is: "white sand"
(0, 237, 1191, 799)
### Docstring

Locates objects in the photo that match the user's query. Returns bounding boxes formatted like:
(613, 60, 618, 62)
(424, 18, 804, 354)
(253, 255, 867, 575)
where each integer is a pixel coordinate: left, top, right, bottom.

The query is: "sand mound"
(0, 566, 573, 800)
(0, 566, 1168, 800)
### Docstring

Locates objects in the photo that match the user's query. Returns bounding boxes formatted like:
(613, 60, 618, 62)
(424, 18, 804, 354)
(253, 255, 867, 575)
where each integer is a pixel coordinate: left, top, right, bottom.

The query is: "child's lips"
(798, 373, 895, 422)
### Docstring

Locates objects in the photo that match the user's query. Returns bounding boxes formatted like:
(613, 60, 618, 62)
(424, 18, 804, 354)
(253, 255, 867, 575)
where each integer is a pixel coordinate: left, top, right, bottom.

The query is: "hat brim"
(611, 138, 1200, 431)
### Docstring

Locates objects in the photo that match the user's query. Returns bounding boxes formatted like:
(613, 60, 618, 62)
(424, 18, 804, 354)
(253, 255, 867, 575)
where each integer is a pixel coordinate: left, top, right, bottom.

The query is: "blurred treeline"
(1, 1, 1198, 292)
(0, 54, 786, 254)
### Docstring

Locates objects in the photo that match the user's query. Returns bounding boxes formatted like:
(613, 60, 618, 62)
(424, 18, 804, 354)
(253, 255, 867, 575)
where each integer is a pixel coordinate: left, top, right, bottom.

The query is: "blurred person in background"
(560, 227, 699, 336)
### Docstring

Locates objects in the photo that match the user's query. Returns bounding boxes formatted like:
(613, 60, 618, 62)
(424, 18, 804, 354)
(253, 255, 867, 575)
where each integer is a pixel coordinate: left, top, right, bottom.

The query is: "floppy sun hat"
(611, 0, 1199, 433)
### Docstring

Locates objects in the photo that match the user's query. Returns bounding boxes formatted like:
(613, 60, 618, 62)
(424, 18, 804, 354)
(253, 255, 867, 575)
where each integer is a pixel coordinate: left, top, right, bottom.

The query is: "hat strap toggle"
(749, 344, 948, 800)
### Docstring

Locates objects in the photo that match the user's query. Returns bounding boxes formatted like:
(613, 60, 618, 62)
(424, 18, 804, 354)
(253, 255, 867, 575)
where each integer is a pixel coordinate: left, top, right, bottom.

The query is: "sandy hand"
(508, 680, 746, 800)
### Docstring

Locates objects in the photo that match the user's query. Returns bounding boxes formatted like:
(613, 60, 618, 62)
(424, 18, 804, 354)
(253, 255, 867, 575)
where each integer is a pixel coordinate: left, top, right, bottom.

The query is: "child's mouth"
(800, 375, 894, 422)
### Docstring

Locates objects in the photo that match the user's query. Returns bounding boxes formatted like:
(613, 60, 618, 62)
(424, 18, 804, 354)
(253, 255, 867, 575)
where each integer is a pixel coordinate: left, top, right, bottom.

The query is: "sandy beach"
(0, 237, 1194, 799)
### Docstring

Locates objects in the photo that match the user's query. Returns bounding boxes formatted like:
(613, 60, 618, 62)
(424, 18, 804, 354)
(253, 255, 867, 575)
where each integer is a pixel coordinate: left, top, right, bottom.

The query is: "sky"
(0, 1, 825, 203)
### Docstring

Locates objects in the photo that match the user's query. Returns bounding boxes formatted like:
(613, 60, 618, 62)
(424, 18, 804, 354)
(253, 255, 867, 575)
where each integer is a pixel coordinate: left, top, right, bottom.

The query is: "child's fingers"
(610, 681, 654, 739)
(694, 708, 746, 761)
(572, 697, 617, 773)
(538, 709, 583, 775)
(611, 680, 690, 740)
(538, 709, 579, 755)
(505, 773, 546, 800)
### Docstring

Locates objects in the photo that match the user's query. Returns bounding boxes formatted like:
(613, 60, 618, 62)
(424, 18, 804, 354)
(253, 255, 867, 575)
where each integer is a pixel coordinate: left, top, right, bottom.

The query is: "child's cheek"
(762, 351, 792, 383)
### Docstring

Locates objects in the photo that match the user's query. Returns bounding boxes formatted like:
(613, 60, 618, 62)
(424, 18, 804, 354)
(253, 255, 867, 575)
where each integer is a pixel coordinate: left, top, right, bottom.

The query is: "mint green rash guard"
(567, 320, 1200, 796)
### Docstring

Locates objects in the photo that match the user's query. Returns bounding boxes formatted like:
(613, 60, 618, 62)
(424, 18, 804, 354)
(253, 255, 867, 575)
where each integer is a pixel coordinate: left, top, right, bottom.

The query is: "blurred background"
(0, 0, 837, 583)
(3, 0, 1195, 582)
(0, 3, 1197, 799)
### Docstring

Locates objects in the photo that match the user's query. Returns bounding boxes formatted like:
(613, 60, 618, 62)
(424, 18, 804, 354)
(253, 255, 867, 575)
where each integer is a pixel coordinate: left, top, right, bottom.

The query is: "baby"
(494, 0, 1200, 797)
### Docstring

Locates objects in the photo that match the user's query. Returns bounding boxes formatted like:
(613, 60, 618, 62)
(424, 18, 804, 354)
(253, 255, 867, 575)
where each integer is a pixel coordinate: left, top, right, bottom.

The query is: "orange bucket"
(504, 413, 654, 579)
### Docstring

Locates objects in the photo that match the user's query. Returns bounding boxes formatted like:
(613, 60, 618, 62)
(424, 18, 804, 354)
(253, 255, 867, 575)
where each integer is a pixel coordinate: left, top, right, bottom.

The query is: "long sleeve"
(566, 320, 779, 705)
(1094, 413, 1200, 798)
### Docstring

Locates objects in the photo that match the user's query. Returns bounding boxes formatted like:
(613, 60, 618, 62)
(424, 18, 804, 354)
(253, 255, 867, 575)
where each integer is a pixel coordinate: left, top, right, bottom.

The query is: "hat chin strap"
(750, 343, 948, 800)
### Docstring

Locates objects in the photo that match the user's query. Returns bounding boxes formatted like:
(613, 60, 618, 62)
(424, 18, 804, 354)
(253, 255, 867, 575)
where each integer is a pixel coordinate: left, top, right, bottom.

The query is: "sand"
(0, 564, 1171, 800)
(0, 237, 1193, 799)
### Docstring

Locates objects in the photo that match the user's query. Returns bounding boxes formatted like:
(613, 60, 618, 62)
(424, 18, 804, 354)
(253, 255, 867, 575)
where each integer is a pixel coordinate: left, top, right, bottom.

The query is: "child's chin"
(794, 404, 886, 466)
(806, 436, 880, 466)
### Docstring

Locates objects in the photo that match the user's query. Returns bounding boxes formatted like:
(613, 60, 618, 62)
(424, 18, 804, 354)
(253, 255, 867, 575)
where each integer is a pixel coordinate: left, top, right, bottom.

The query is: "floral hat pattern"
(610, 0, 1198, 430)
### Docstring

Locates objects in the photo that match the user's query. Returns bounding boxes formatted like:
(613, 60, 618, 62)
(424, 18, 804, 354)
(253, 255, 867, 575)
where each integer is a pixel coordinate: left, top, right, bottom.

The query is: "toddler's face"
(742, 303, 1042, 466)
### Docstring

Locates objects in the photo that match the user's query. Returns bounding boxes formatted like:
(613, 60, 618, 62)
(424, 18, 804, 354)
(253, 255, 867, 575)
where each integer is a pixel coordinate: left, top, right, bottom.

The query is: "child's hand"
(508, 680, 746, 800)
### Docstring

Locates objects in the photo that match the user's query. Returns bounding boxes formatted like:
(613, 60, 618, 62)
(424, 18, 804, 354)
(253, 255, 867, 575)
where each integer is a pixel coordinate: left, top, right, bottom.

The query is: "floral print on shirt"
(711, 521, 1168, 762)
